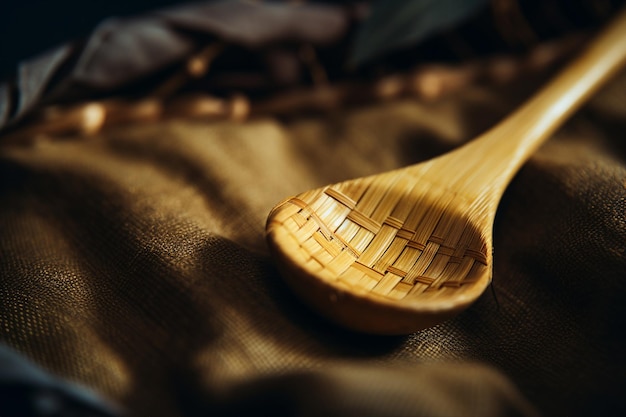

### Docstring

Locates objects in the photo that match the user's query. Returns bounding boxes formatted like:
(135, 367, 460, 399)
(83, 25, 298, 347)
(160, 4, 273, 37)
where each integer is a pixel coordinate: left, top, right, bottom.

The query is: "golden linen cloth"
(1, 70, 624, 417)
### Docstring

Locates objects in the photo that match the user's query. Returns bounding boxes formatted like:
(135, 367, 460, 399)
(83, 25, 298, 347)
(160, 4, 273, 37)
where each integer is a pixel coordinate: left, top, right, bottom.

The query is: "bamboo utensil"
(266, 8, 626, 334)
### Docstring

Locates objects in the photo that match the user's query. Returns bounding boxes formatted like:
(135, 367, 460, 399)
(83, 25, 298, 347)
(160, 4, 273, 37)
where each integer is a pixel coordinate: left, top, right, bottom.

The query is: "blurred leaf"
(350, 0, 488, 67)
(0, 0, 349, 132)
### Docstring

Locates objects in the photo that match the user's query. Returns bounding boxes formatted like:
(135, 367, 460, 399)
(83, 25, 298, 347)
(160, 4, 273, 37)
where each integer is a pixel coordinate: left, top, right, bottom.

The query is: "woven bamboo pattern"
(267, 171, 489, 303)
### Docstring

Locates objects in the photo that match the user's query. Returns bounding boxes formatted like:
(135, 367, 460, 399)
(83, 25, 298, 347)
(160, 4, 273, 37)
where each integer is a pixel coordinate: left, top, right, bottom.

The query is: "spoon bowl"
(267, 167, 492, 334)
(266, 8, 626, 334)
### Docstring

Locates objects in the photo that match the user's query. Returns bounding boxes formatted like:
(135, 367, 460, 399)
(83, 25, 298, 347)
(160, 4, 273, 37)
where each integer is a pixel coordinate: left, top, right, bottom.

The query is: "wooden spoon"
(266, 8, 626, 335)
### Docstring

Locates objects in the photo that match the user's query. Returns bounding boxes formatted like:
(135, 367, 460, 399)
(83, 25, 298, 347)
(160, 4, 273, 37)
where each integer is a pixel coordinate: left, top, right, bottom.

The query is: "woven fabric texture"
(1, 68, 625, 416)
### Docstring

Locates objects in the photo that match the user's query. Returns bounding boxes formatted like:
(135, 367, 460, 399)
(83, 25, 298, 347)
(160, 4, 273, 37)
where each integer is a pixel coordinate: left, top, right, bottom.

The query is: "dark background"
(0, 0, 183, 78)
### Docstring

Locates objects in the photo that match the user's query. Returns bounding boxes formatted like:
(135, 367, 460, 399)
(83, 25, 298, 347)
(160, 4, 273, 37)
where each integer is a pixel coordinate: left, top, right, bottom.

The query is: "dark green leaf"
(350, 0, 488, 67)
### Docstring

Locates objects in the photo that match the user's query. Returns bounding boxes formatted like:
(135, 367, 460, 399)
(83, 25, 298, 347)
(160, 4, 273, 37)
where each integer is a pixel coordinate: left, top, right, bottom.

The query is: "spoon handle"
(446, 7, 626, 203)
